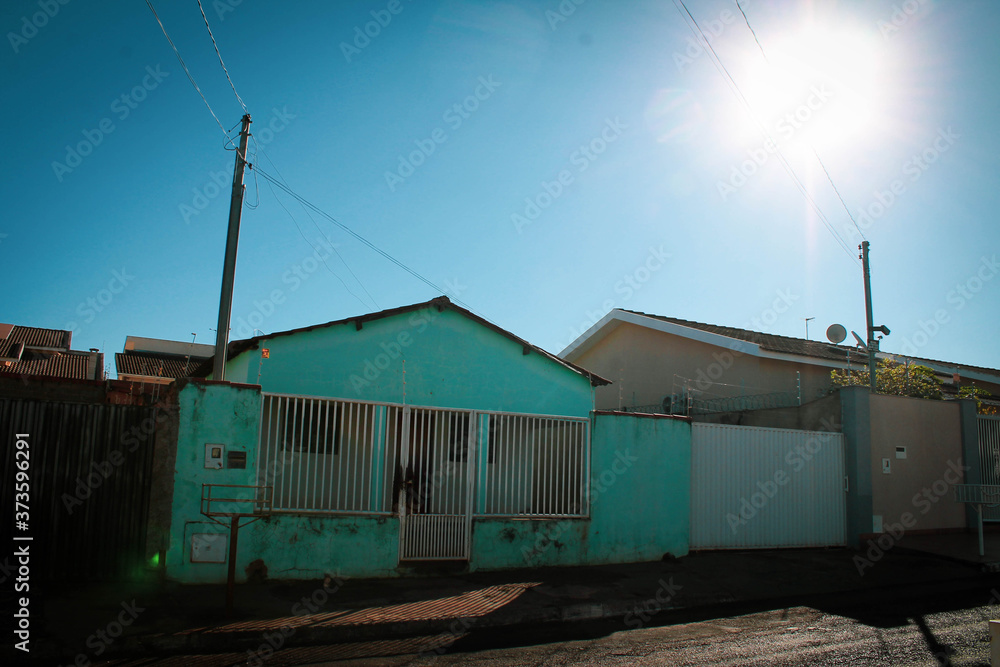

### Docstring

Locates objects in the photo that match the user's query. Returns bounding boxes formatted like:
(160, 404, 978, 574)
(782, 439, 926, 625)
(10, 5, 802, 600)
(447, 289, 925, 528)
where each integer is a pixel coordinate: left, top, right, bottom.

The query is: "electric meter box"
(205, 443, 225, 469)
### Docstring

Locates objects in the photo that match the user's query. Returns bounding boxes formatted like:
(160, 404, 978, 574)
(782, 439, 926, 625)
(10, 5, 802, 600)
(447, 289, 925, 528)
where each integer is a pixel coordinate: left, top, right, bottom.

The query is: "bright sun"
(729, 24, 886, 157)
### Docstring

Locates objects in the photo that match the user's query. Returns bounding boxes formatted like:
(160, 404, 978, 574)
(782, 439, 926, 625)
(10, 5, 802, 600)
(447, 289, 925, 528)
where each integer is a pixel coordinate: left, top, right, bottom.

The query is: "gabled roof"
(4, 324, 72, 350)
(116, 351, 208, 380)
(194, 296, 611, 386)
(562, 309, 1000, 384)
(621, 311, 870, 366)
(2, 352, 91, 380)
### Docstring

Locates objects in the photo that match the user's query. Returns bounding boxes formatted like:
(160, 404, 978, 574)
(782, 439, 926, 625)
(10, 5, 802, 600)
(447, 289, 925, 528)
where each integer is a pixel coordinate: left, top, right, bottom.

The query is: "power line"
(144, 0, 231, 142)
(254, 143, 380, 310)
(673, 0, 859, 265)
(254, 167, 484, 317)
(196, 0, 249, 114)
(730, 1, 867, 243)
(813, 150, 866, 241)
(735, 0, 768, 62)
(262, 172, 375, 311)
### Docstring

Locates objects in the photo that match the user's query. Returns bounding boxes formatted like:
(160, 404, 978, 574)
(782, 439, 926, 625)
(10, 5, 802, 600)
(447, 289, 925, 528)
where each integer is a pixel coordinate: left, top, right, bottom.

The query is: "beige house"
(560, 309, 1000, 414)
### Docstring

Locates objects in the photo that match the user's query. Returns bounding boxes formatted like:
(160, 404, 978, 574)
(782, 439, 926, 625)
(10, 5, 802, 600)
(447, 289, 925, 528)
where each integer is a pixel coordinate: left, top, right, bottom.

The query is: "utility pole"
(213, 114, 252, 381)
(860, 241, 890, 392)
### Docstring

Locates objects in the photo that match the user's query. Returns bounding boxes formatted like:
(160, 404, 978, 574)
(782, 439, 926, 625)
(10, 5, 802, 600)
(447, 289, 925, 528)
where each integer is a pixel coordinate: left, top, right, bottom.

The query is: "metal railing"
(475, 413, 590, 518)
(257, 393, 590, 520)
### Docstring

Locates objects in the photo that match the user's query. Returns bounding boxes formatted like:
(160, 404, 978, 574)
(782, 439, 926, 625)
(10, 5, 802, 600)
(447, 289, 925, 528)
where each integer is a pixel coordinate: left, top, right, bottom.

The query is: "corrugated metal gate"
(0, 398, 158, 580)
(978, 415, 1000, 521)
(690, 423, 846, 549)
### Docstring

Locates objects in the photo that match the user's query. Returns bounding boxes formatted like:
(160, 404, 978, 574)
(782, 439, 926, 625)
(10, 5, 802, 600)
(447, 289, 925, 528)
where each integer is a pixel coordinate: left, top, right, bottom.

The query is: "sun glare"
(729, 24, 886, 157)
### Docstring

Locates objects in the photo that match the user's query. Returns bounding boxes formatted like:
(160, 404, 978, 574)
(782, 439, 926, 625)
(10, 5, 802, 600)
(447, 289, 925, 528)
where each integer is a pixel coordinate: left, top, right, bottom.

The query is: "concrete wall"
(697, 392, 842, 431)
(470, 412, 691, 570)
(165, 384, 692, 582)
(571, 322, 836, 411)
(868, 394, 966, 532)
(220, 305, 594, 417)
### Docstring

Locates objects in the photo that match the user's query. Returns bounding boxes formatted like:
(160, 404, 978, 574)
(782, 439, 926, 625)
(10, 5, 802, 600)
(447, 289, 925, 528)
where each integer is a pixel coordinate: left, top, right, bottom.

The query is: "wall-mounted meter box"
(191, 533, 227, 563)
(205, 443, 225, 469)
(227, 450, 247, 469)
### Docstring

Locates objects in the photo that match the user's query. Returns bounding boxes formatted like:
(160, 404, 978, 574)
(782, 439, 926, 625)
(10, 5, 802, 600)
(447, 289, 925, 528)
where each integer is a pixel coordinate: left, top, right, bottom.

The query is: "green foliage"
(958, 384, 998, 415)
(830, 358, 943, 399)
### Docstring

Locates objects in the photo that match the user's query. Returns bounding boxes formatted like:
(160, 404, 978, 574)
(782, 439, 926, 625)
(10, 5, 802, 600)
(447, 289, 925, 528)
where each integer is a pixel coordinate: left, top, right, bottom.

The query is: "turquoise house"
(164, 298, 691, 582)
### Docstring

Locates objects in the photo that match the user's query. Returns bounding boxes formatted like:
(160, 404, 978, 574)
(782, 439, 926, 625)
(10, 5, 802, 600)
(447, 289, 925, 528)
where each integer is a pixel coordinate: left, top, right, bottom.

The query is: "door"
(398, 407, 477, 560)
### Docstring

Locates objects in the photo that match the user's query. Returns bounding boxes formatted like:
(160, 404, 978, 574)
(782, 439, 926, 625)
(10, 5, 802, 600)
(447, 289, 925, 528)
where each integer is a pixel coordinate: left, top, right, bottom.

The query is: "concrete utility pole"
(213, 114, 252, 381)
(860, 241, 890, 392)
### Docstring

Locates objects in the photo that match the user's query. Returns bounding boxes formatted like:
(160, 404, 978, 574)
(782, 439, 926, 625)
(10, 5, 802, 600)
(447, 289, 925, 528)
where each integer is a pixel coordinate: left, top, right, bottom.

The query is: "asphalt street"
(307, 584, 1000, 666)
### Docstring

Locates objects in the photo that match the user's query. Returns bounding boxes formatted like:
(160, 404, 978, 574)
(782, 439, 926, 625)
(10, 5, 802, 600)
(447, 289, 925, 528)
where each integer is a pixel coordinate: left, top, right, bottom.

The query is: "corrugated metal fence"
(0, 398, 158, 581)
(690, 423, 846, 549)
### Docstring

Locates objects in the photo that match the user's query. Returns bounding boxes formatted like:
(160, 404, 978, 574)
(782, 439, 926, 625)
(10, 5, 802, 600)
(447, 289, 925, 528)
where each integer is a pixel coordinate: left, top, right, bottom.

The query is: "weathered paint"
(218, 306, 594, 416)
(165, 382, 404, 582)
(469, 412, 691, 570)
(166, 386, 693, 582)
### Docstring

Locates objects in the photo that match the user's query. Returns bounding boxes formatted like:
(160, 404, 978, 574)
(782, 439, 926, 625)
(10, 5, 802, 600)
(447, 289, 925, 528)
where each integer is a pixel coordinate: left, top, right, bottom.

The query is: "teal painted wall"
(167, 390, 691, 583)
(222, 306, 594, 416)
(166, 382, 402, 583)
(469, 412, 691, 571)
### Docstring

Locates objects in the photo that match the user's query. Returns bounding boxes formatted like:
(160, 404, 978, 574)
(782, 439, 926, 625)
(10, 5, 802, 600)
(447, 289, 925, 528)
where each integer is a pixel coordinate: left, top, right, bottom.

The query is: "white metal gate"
(257, 393, 590, 563)
(978, 416, 1000, 521)
(397, 407, 477, 560)
(690, 423, 846, 549)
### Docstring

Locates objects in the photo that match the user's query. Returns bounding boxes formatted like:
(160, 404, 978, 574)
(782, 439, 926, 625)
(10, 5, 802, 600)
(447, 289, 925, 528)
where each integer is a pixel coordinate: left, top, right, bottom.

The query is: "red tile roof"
(115, 351, 206, 380)
(3, 353, 91, 380)
(4, 324, 71, 350)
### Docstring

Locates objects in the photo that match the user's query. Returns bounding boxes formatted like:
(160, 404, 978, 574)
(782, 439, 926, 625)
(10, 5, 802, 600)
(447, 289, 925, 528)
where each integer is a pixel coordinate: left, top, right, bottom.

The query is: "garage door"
(691, 423, 846, 549)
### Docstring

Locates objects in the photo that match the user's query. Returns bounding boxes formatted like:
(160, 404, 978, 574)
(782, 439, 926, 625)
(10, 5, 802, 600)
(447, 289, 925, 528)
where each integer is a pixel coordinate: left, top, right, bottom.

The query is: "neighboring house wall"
(572, 322, 835, 411)
(222, 306, 594, 416)
(868, 394, 966, 532)
(164, 384, 691, 583)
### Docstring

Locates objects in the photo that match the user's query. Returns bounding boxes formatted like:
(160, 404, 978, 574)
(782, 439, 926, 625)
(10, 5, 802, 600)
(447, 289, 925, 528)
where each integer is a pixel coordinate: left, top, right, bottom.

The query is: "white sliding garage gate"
(690, 423, 847, 549)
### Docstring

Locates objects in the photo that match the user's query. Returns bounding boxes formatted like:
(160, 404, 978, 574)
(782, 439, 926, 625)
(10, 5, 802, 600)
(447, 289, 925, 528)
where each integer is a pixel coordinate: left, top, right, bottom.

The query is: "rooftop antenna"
(182, 332, 197, 377)
(803, 317, 815, 340)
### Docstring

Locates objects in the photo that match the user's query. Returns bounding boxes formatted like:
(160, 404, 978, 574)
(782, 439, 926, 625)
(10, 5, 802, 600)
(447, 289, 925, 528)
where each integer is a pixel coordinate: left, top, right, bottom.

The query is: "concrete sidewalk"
(8, 544, 999, 666)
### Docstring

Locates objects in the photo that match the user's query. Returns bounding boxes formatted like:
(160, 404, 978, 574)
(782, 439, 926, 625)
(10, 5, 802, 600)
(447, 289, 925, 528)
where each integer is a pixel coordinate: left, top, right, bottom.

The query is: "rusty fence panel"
(0, 398, 158, 581)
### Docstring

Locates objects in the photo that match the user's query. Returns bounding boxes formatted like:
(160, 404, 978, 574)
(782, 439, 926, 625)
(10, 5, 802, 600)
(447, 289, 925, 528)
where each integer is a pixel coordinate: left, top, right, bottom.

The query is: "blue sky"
(3, 0, 998, 377)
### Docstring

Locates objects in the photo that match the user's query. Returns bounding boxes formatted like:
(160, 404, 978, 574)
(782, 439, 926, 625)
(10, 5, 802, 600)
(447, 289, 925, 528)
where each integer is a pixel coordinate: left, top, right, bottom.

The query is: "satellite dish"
(826, 324, 847, 344)
(852, 331, 868, 351)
